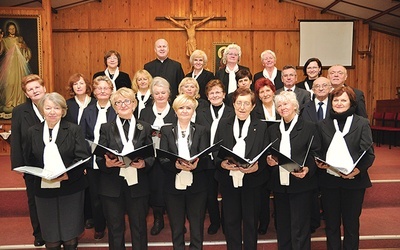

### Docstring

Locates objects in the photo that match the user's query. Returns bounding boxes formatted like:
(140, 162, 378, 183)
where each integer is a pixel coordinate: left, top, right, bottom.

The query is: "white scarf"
(74, 95, 91, 125)
(93, 101, 111, 169)
(152, 103, 170, 149)
(117, 116, 138, 186)
(303, 80, 314, 96)
(230, 116, 250, 188)
(192, 69, 203, 80)
(263, 67, 277, 85)
(262, 103, 276, 121)
(32, 102, 44, 122)
(104, 67, 120, 92)
(278, 114, 298, 186)
(326, 116, 354, 177)
(175, 122, 193, 190)
(210, 104, 225, 144)
(226, 64, 239, 94)
(41, 121, 64, 188)
(137, 90, 151, 117)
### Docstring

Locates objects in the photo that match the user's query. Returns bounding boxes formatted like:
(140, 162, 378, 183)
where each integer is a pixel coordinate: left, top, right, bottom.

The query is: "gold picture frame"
(212, 42, 232, 74)
(0, 14, 42, 119)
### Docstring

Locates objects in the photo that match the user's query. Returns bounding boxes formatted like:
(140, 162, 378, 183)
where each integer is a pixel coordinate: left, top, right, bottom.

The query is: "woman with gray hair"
(253, 50, 284, 90)
(139, 76, 177, 236)
(23, 92, 90, 250)
(266, 90, 320, 250)
(215, 44, 251, 95)
(185, 49, 215, 100)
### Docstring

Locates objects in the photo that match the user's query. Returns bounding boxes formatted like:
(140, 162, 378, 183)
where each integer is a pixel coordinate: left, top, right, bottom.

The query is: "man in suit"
(327, 64, 367, 118)
(276, 65, 311, 110)
(300, 76, 332, 234)
(144, 38, 185, 100)
(301, 76, 332, 123)
(10, 74, 46, 247)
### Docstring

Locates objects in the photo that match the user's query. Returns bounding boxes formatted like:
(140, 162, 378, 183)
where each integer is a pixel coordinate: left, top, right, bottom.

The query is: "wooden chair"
(370, 111, 385, 147)
(377, 112, 400, 149)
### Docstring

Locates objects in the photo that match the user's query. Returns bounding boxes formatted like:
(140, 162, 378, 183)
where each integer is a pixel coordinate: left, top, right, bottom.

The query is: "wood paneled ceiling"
(1, 0, 400, 36)
(280, 0, 400, 37)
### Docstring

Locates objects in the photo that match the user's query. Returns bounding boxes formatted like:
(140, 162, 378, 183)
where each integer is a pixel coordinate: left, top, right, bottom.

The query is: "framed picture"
(212, 42, 232, 74)
(0, 15, 42, 119)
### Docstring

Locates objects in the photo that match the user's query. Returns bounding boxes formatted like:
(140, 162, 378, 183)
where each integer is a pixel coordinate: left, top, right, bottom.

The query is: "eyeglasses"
(234, 101, 252, 108)
(313, 84, 331, 89)
(306, 66, 319, 70)
(107, 56, 118, 60)
(208, 91, 223, 96)
(115, 99, 132, 107)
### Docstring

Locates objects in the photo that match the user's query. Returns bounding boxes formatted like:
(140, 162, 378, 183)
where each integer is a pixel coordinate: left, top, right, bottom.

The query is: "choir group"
(10, 38, 375, 250)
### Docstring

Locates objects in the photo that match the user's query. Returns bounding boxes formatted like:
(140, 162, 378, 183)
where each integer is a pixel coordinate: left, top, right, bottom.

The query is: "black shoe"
(34, 237, 45, 246)
(207, 224, 220, 235)
(150, 218, 164, 235)
(94, 231, 105, 240)
(258, 228, 267, 235)
(85, 219, 94, 229)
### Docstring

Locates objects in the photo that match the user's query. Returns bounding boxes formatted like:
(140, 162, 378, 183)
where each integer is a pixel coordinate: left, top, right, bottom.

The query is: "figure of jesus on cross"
(165, 13, 214, 57)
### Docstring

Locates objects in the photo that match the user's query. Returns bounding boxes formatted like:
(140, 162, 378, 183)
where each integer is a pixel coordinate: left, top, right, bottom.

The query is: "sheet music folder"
(315, 143, 373, 175)
(156, 140, 222, 163)
(14, 157, 91, 180)
(217, 139, 277, 169)
(86, 140, 155, 161)
(269, 136, 314, 172)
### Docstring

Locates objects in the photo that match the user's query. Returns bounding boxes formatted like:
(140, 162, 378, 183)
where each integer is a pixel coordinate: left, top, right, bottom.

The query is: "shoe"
(34, 237, 45, 246)
(94, 231, 105, 240)
(207, 224, 219, 235)
(150, 218, 164, 235)
(85, 219, 94, 229)
(258, 228, 267, 235)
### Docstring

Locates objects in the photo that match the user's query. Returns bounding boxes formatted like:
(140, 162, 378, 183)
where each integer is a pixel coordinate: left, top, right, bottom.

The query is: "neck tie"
(123, 120, 130, 140)
(287, 88, 292, 91)
(317, 102, 324, 121)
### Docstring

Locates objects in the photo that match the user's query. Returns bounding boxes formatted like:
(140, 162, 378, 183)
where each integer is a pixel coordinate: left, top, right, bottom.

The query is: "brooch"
(137, 123, 143, 130)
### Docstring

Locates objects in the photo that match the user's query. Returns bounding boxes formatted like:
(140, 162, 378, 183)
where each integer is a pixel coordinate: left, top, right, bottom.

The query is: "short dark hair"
(235, 69, 252, 82)
(232, 88, 256, 106)
(103, 50, 121, 67)
(303, 58, 322, 76)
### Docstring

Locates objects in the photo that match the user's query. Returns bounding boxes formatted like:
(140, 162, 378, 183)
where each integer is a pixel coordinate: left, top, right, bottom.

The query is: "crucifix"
(156, 0, 226, 57)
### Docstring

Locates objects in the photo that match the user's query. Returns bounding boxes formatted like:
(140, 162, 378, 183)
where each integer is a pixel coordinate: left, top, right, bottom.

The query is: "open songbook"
(14, 157, 91, 180)
(86, 140, 155, 163)
(269, 136, 314, 172)
(217, 139, 277, 169)
(156, 140, 222, 164)
(315, 143, 373, 175)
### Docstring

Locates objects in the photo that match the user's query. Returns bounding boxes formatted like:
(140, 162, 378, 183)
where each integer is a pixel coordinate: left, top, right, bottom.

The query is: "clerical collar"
(157, 57, 168, 63)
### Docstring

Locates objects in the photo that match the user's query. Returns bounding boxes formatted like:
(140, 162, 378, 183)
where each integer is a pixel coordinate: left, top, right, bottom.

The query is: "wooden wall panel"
(47, 0, 399, 120)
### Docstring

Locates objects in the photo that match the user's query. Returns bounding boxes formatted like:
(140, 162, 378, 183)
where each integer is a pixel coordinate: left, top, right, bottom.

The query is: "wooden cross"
(156, 0, 226, 56)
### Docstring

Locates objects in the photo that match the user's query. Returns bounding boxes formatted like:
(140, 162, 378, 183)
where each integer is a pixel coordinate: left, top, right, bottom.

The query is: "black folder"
(156, 140, 222, 163)
(87, 140, 155, 162)
(269, 136, 314, 172)
(217, 139, 277, 168)
(14, 157, 91, 180)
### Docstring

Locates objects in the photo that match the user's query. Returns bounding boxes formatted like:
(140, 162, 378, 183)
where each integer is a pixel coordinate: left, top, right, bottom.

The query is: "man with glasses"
(327, 64, 367, 118)
(276, 65, 311, 109)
